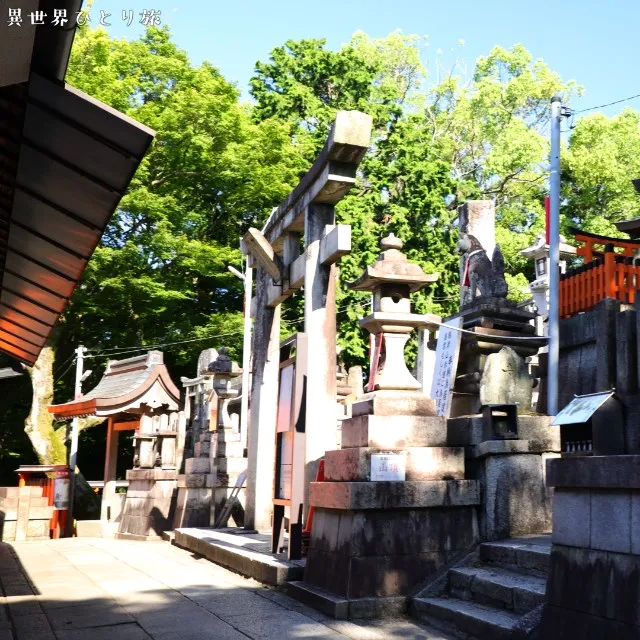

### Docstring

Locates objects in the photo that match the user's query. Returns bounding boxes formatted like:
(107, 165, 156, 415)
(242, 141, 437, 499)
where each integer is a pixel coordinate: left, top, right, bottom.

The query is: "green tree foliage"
(562, 109, 640, 238)
(250, 35, 579, 362)
(60, 25, 306, 385)
(3, 22, 637, 478)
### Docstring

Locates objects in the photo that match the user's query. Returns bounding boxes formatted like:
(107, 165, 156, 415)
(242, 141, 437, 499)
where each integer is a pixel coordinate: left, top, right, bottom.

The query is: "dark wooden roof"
(0, 1, 155, 365)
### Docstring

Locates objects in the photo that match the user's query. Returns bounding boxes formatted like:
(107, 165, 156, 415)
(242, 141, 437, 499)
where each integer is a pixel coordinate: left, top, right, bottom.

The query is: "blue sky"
(91, 0, 637, 120)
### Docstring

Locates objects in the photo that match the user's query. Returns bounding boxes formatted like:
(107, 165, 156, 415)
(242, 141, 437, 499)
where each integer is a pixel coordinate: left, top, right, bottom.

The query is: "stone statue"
(457, 232, 508, 305)
(479, 346, 533, 411)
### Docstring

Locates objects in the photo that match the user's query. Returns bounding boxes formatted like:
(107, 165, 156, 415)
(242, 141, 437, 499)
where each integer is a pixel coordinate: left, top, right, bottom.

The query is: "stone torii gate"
(242, 111, 372, 531)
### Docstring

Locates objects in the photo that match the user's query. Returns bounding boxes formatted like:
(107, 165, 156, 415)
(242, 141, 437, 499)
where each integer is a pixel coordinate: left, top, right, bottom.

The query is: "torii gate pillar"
(243, 111, 372, 532)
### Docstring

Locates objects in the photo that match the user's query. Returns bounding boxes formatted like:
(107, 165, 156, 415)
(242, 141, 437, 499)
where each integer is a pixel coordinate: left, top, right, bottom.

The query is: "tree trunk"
(25, 346, 66, 464)
(24, 345, 100, 519)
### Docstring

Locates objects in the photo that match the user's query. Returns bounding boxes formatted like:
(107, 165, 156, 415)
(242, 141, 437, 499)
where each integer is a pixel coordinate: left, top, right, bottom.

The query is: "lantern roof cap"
(348, 234, 439, 293)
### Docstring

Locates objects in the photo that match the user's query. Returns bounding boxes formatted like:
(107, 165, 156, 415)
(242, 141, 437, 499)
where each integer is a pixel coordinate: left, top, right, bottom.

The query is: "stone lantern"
(520, 233, 576, 319)
(349, 233, 440, 391)
(206, 348, 242, 430)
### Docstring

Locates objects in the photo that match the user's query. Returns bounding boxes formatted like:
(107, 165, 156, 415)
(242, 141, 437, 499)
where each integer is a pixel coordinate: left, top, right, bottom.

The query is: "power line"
(574, 92, 640, 114)
(84, 330, 244, 359)
(53, 357, 76, 384)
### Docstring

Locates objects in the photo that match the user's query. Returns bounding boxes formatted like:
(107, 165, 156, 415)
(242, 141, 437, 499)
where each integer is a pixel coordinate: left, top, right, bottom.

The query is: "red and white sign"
(53, 469, 71, 510)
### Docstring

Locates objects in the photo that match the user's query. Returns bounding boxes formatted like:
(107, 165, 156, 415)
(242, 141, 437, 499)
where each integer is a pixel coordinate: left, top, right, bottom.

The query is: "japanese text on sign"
(6, 8, 162, 27)
(431, 317, 463, 418)
(371, 453, 406, 481)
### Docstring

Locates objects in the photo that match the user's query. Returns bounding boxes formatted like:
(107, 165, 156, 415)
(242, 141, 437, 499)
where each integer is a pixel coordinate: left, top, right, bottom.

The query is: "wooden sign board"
(272, 333, 308, 559)
(431, 317, 463, 418)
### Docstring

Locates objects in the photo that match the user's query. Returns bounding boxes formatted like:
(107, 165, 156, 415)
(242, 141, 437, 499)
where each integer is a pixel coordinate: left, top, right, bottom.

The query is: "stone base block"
(27, 519, 49, 538)
(126, 468, 178, 480)
(540, 604, 639, 640)
(173, 528, 303, 586)
(76, 520, 102, 537)
(214, 457, 246, 474)
(352, 390, 436, 417)
(310, 480, 479, 510)
(0, 520, 16, 541)
(540, 545, 640, 637)
(286, 581, 406, 620)
(185, 458, 211, 474)
(215, 441, 245, 458)
(118, 478, 177, 537)
(324, 447, 464, 482)
(177, 473, 216, 489)
(304, 505, 478, 601)
(467, 452, 554, 541)
(173, 487, 213, 528)
(341, 414, 447, 449)
(194, 440, 210, 457)
(448, 414, 559, 452)
(119, 513, 172, 537)
(116, 531, 164, 541)
(125, 480, 178, 498)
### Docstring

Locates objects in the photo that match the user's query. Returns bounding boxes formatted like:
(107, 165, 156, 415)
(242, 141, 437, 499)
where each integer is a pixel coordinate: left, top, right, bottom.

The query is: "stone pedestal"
(448, 413, 560, 540)
(540, 456, 640, 638)
(292, 392, 480, 618)
(118, 468, 178, 540)
(447, 299, 546, 417)
(173, 432, 216, 528)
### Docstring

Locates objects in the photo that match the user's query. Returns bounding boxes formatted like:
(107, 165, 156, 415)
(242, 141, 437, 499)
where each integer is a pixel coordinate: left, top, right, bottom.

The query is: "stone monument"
(446, 229, 560, 540)
(452, 231, 545, 415)
(288, 235, 480, 618)
(207, 348, 246, 526)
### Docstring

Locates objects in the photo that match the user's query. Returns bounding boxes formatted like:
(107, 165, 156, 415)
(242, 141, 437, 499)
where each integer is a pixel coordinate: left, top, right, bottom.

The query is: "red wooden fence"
(560, 243, 640, 317)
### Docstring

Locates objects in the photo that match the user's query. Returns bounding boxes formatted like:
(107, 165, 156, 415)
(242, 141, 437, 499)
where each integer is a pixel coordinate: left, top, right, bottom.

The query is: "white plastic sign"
(370, 453, 406, 481)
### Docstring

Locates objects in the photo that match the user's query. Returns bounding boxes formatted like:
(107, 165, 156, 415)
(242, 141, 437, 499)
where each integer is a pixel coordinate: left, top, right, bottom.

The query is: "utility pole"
(548, 96, 562, 416)
(66, 345, 86, 537)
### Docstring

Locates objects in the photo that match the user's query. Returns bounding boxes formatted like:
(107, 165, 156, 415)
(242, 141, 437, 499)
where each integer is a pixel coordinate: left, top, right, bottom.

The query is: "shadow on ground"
(0, 539, 453, 640)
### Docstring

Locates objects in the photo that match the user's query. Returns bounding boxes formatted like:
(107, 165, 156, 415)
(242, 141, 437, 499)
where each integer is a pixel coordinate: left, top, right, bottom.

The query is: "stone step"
(479, 537, 551, 576)
(413, 597, 520, 640)
(448, 566, 546, 613)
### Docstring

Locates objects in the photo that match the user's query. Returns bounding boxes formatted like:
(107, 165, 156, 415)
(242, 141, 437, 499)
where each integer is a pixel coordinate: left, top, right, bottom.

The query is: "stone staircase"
(412, 536, 551, 639)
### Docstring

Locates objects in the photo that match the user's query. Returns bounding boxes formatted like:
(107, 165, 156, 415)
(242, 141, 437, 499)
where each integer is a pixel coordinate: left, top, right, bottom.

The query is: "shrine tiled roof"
(48, 351, 180, 419)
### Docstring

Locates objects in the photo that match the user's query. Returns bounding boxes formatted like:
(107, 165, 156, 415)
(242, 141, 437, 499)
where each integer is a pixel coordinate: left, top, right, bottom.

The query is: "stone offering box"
(552, 391, 624, 456)
(481, 404, 518, 441)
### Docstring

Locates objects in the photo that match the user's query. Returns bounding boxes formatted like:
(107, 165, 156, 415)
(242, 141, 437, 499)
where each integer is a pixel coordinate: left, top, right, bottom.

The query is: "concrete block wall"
(0, 486, 54, 541)
(540, 455, 640, 638)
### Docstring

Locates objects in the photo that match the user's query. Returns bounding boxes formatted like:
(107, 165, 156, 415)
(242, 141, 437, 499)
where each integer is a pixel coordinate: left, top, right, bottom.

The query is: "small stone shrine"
(207, 349, 246, 526)
(288, 235, 480, 618)
(48, 351, 185, 539)
(173, 348, 245, 528)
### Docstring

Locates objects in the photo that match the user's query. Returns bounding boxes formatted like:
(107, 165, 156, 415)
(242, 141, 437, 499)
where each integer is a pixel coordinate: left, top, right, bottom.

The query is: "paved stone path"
(0, 538, 454, 640)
